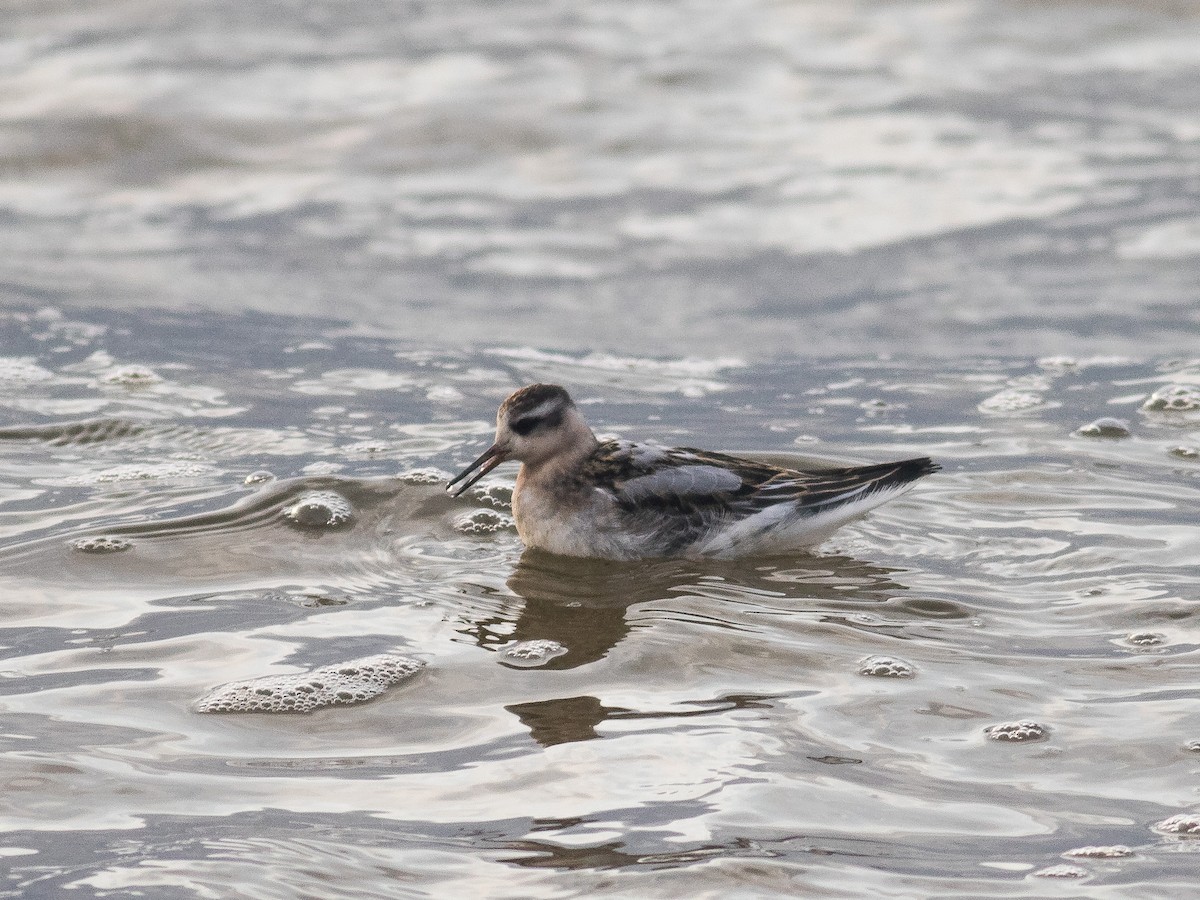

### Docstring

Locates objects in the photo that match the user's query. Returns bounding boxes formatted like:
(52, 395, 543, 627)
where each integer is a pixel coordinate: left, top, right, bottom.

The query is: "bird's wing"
(583, 443, 782, 553)
(585, 442, 937, 555)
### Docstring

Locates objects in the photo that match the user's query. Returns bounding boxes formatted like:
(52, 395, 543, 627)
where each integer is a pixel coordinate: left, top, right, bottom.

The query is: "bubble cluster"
(194, 653, 425, 714)
(69, 536, 133, 554)
(283, 491, 355, 528)
(1075, 417, 1131, 438)
(1037, 355, 1078, 373)
(985, 720, 1049, 743)
(244, 470, 275, 485)
(1032, 864, 1086, 879)
(1126, 632, 1166, 647)
(471, 483, 513, 509)
(977, 389, 1045, 413)
(102, 365, 162, 386)
(1063, 845, 1132, 859)
(454, 509, 514, 534)
(398, 468, 445, 485)
(857, 655, 915, 678)
(500, 639, 568, 668)
(1142, 384, 1200, 412)
(67, 462, 212, 484)
(1152, 813, 1200, 836)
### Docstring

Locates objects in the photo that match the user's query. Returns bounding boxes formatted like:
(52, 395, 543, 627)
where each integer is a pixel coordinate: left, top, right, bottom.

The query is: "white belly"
(512, 484, 638, 560)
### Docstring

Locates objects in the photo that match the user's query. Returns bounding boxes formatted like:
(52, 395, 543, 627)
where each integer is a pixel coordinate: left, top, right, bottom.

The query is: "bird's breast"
(512, 472, 628, 558)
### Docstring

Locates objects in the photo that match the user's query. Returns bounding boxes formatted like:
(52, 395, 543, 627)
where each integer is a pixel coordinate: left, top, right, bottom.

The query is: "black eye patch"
(510, 408, 563, 436)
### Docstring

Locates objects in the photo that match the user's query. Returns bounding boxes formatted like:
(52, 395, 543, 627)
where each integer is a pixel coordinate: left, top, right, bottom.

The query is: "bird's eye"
(510, 408, 563, 437)
(510, 416, 537, 436)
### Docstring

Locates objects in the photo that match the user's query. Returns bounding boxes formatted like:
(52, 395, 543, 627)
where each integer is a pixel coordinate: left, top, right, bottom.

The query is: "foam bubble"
(69, 536, 132, 554)
(302, 461, 343, 475)
(398, 468, 445, 485)
(1142, 384, 1200, 412)
(341, 441, 392, 454)
(1063, 845, 1133, 859)
(0, 357, 54, 383)
(1169, 446, 1199, 460)
(1075, 417, 1131, 438)
(500, 639, 568, 668)
(1032, 864, 1086, 879)
(1152, 813, 1200, 836)
(857, 655, 916, 678)
(471, 483, 513, 509)
(244, 470, 276, 484)
(283, 491, 355, 528)
(63, 462, 213, 485)
(978, 389, 1046, 413)
(194, 653, 425, 714)
(1037, 355, 1078, 373)
(454, 509, 514, 534)
(102, 365, 162, 386)
(985, 720, 1049, 743)
(1185, 740, 1200, 753)
(1127, 632, 1166, 647)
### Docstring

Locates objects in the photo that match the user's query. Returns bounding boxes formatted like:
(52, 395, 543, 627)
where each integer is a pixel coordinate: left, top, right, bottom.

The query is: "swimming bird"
(447, 384, 938, 560)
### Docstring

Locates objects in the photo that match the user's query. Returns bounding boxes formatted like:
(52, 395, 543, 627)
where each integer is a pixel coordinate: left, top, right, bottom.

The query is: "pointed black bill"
(446, 443, 505, 497)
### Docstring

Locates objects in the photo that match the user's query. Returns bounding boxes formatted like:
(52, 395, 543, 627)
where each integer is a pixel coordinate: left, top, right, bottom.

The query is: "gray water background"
(2, 1, 1200, 897)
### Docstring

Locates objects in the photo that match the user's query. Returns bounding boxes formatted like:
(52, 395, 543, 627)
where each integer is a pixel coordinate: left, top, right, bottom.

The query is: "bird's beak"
(446, 443, 507, 497)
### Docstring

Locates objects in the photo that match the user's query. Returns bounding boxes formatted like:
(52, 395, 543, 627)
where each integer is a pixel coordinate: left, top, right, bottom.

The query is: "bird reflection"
(457, 548, 914, 748)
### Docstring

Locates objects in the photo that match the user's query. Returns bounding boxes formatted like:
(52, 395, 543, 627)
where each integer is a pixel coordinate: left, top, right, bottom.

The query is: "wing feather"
(582, 440, 937, 556)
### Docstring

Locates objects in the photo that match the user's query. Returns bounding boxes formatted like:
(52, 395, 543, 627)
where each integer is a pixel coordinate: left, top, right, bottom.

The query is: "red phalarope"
(447, 384, 939, 560)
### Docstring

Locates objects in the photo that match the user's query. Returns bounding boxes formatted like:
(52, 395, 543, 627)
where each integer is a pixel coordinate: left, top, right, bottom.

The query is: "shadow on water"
(459, 548, 914, 747)
(481, 548, 914, 668)
(505, 690, 813, 749)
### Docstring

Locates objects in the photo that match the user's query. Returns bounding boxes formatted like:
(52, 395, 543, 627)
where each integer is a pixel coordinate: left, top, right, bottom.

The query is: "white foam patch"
(454, 509, 514, 534)
(500, 639, 568, 667)
(1152, 813, 1200, 836)
(283, 491, 355, 528)
(858, 655, 916, 678)
(977, 389, 1047, 413)
(1142, 383, 1200, 412)
(194, 653, 425, 714)
(398, 468, 446, 485)
(985, 720, 1049, 743)
(0, 357, 54, 383)
(1032, 864, 1086, 879)
(1063, 845, 1133, 859)
(488, 348, 744, 397)
(70, 536, 133, 554)
(61, 461, 215, 485)
(101, 365, 162, 386)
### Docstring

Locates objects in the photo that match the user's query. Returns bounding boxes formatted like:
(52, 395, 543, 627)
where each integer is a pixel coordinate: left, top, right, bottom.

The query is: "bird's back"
(515, 439, 938, 560)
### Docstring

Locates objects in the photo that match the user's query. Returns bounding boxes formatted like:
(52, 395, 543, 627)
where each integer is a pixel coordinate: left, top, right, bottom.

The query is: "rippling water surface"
(3, 0, 1200, 897)
(2, 309, 1198, 897)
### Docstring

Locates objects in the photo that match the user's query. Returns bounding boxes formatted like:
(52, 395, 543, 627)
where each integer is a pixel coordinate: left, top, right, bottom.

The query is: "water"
(3, 0, 1200, 897)
(2, 309, 1198, 896)
(3, 0, 1198, 358)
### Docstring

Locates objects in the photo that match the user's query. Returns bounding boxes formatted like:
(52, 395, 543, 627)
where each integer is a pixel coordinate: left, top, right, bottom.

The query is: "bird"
(446, 383, 939, 560)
